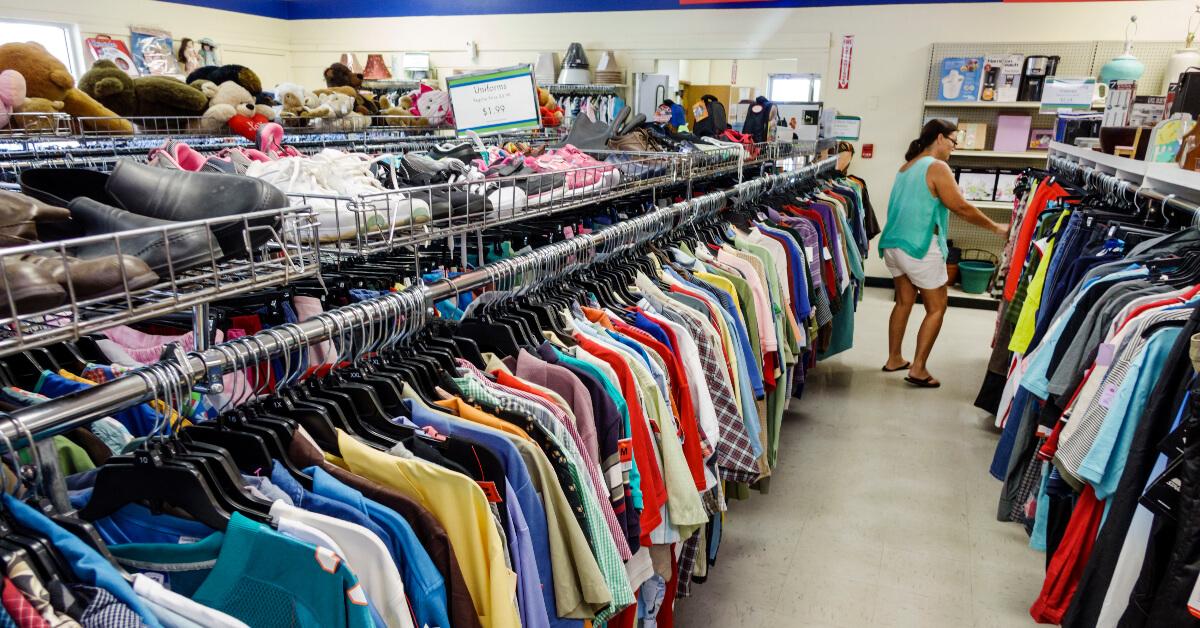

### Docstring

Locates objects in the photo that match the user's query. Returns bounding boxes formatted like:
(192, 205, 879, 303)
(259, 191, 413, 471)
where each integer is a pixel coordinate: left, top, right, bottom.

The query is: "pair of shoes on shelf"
(0, 190, 159, 316)
(19, 159, 289, 276)
(246, 149, 429, 243)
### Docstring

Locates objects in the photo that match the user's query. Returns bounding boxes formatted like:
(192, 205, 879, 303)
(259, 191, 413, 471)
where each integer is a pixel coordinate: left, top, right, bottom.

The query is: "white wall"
(287, 0, 1190, 277)
(2, 0, 1194, 277)
(0, 0, 292, 84)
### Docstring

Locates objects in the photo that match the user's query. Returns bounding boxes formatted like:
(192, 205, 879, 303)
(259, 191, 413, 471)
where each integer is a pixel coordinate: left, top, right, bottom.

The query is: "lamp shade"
(562, 43, 589, 69)
(534, 52, 558, 82)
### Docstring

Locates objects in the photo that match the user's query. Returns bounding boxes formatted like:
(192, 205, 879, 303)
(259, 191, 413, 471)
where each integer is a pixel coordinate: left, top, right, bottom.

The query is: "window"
(768, 73, 822, 102)
(0, 20, 82, 77)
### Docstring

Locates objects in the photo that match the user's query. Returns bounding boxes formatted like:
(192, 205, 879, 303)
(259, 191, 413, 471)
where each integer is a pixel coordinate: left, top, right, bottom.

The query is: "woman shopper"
(878, 119, 1007, 388)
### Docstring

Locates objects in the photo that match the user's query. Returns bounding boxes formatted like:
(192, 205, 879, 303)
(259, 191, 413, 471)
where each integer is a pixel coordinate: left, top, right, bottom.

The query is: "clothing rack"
(0, 155, 837, 453)
(1047, 144, 1200, 228)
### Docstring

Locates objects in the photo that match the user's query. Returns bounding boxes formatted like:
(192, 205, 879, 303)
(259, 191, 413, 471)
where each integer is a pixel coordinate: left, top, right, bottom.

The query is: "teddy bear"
(10, 97, 64, 132)
(199, 80, 276, 141)
(302, 90, 368, 130)
(0, 42, 131, 133)
(538, 87, 564, 128)
(79, 59, 208, 119)
(0, 69, 25, 129)
(377, 94, 427, 127)
(323, 62, 362, 90)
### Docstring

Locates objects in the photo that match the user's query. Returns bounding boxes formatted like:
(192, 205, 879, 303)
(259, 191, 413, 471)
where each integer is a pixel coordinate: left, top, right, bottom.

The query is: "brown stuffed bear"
(0, 42, 131, 133)
(79, 59, 208, 118)
(324, 62, 362, 90)
(10, 97, 64, 132)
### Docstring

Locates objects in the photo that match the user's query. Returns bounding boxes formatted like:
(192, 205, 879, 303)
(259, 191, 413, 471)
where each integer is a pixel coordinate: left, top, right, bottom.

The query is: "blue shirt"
(307, 467, 451, 628)
(267, 462, 394, 555)
(3, 493, 164, 627)
(396, 399, 565, 628)
(36, 371, 163, 437)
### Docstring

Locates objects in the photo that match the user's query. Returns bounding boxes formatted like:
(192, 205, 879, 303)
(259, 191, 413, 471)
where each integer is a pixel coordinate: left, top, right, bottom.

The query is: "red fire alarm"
(862, 144, 874, 159)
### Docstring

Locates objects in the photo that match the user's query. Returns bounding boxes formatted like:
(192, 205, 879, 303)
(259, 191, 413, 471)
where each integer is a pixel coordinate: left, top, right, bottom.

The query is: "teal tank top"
(877, 156, 950, 260)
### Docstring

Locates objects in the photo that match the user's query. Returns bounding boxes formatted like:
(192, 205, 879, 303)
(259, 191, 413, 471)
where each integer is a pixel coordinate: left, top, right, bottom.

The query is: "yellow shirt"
(333, 430, 521, 628)
(1009, 210, 1069, 354)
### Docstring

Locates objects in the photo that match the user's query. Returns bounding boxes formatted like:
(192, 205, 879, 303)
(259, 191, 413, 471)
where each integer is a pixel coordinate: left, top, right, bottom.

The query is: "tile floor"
(674, 287, 1044, 627)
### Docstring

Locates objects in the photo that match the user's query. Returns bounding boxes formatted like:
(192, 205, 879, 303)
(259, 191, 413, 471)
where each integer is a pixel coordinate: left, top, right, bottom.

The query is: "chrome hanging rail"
(0, 155, 837, 448)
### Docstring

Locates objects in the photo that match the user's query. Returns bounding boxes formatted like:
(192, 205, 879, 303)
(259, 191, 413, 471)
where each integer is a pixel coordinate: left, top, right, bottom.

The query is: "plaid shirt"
(453, 366, 635, 621)
(658, 305, 761, 484)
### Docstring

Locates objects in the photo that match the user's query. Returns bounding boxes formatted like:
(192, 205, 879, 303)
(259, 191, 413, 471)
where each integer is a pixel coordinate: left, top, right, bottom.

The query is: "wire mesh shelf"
(288, 151, 686, 261)
(0, 204, 321, 357)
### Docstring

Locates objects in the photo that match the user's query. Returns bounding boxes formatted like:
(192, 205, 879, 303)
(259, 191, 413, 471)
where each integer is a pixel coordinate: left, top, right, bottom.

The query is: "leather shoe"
(106, 160, 287, 257)
(0, 190, 71, 246)
(66, 198, 219, 276)
(0, 259, 65, 317)
(20, 252, 158, 299)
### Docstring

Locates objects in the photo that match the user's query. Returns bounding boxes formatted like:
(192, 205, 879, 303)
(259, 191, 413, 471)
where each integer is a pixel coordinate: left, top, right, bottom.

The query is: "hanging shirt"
(331, 431, 521, 628)
(106, 512, 374, 628)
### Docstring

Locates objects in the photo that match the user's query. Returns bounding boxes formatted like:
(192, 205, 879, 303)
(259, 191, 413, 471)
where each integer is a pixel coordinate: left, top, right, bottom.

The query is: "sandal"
(882, 362, 911, 373)
(904, 375, 941, 388)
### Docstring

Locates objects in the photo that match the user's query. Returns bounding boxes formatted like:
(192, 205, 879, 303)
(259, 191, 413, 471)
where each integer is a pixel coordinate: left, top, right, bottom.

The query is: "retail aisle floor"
(675, 287, 1043, 627)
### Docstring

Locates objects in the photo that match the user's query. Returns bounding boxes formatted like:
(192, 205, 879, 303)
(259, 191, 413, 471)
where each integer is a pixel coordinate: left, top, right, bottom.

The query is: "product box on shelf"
(957, 123, 987, 150)
(956, 168, 998, 201)
(995, 169, 1020, 202)
(939, 57, 985, 102)
(994, 114, 1033, 152)
(983, 54, 1023, 103)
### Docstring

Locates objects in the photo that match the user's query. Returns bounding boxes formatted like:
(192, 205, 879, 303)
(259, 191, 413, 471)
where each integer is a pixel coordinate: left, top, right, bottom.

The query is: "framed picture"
(1029, 129, 1053, 151)
(956, 168, 998, 202)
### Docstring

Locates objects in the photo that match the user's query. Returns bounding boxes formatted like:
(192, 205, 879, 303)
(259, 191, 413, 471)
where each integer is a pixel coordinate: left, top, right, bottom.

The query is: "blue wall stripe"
(159, 0, 995, 20)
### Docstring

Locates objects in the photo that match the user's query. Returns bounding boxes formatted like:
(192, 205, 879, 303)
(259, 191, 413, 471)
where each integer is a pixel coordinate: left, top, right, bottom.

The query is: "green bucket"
(959, 260, 996, 294)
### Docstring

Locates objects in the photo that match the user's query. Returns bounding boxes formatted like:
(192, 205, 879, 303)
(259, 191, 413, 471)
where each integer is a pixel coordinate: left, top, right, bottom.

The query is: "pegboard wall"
(921, 40, 1188, 271)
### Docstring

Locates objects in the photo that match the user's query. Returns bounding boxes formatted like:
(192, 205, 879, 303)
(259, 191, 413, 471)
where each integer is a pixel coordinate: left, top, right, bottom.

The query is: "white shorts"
(883, 236, 948, 290)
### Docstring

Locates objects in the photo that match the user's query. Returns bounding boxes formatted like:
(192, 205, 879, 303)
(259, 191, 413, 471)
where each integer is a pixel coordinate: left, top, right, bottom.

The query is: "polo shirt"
(332, 431, 520, 628)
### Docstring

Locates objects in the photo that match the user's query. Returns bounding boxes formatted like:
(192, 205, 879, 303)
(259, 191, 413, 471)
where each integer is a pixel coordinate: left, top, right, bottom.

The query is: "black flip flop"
(882, 362, 911, 373)
(904, 375, 941, 388)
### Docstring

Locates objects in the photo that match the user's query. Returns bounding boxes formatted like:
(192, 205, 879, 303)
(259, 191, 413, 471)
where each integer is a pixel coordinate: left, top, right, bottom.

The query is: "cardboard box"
(957, 123, 988, 150)
(995, 114, 1033, 152)
(939, 57, 985, 101)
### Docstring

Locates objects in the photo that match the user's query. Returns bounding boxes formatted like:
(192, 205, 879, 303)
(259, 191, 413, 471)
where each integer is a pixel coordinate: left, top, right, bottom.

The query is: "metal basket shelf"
(288, 151, 686, 261)
(0, 204, 321, 357)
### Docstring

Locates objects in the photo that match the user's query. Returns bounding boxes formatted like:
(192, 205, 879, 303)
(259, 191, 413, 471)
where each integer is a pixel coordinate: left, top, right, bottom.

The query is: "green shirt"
(879, 156, 950, 260)
(109, 512, 375, 628)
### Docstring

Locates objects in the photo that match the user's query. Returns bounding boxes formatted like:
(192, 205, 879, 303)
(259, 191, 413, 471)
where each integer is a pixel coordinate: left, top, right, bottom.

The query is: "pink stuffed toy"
(0, 69, 27, 129)
(414, 83, 453, 127)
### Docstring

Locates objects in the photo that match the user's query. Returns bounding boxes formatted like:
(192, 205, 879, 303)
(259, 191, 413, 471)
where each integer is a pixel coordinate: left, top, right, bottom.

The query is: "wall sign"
(446, 65, 541, 135)
(832, 115, 860, 140)
(837, 35, 854, 90)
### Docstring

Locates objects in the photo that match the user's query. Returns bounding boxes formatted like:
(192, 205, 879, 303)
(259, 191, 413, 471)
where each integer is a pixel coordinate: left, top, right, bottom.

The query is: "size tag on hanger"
(618, 438, 633, 470)
(477, 481, 503, 503)
(821, 246, 833, 261)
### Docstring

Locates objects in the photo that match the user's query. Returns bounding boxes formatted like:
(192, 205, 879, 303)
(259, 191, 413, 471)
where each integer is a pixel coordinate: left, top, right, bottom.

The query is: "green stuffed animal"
(79, 59, 208, 118)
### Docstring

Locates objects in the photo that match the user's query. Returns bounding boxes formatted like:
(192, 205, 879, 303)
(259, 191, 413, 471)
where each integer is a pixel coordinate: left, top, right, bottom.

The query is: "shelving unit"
(923, 100, 1044, 110)
(951, 150, 1050, 160)
(974, 200, 1016, 210)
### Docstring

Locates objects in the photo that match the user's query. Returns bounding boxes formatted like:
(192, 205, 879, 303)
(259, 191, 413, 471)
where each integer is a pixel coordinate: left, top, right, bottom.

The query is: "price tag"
(446, 64, 541, 136)
(477, 481, 503, 503)
(1040, 77, 1098, 114)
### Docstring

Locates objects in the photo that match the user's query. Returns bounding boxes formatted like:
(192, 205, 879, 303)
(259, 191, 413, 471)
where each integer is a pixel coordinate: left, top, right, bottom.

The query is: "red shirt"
(574, 334, 668, 541)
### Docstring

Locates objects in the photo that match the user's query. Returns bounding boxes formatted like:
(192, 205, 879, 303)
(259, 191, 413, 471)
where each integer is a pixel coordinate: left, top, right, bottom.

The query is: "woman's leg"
(886, 274, 917, 369)
(909, 284, 948, 383)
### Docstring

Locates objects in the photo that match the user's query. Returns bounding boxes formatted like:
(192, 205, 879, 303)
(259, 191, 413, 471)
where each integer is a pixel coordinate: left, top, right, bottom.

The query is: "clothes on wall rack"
(974, 160, 1200, 626)
(0, 156, 873, 628)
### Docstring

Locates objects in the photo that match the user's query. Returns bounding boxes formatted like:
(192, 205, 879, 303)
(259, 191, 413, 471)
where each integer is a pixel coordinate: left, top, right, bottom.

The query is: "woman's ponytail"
(905, 139, 924, 161)
(905, 118, 958, 161)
